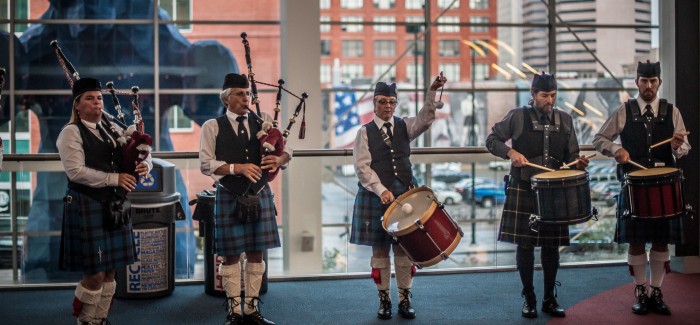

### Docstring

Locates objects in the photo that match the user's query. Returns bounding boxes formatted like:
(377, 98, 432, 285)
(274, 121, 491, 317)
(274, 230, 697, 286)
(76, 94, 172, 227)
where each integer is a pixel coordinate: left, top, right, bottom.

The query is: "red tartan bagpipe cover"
(116, 122, 153, 175)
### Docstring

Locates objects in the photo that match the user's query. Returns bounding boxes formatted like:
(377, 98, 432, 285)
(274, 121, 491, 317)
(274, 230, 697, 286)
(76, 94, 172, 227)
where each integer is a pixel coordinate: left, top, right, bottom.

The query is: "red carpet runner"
(548, 272, 700, 325)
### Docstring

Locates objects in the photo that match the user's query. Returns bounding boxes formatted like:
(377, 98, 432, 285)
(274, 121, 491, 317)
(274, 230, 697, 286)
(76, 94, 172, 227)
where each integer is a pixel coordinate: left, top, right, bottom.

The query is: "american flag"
(333, 89, 374, 148)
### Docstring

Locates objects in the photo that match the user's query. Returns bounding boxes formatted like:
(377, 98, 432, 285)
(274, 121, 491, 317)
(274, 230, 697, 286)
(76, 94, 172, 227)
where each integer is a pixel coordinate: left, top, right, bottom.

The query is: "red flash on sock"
(664, 261, 671, 274)
(371, 268, 381, 284)
(72, 297, 83, 317)
(411, 265, 417, 277)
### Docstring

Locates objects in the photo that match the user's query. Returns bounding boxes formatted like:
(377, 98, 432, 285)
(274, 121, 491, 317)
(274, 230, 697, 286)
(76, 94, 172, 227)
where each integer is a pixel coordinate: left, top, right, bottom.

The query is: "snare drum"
(382, 187, 463, 268)
(625, 167, 685, 218)
(530, 169, 594, 225)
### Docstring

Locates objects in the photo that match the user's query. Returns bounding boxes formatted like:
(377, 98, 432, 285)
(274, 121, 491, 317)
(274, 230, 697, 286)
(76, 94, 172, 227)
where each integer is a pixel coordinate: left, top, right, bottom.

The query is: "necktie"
(643, 104, 654, 132)
(236, 115, 248, 145)
(96, 123, 113, 147)
(643, 104, 654, 121)
(383, 122, 393, 139)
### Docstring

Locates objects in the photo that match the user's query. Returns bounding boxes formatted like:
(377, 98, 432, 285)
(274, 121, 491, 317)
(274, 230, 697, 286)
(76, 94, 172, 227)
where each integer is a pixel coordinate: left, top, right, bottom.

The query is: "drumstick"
(525, 162, 555, 172)
(627, 160, 648, 170)
(560, 153, 597, 169)
(649, 131, 690, 149)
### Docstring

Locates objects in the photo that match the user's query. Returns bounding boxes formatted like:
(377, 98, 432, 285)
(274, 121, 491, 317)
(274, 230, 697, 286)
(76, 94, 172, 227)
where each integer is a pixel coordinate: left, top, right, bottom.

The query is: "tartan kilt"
(214, 184, 280, 256)
(60, 188, 136, 274)
(614, 185, 684, 244)
(498, 180, 570, 247)
(350, 179, 409, 246)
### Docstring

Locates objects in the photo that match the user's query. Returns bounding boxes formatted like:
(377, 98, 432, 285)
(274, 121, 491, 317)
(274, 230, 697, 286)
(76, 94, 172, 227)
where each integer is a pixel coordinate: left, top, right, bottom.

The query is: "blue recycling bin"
(115, 158, 184, 299)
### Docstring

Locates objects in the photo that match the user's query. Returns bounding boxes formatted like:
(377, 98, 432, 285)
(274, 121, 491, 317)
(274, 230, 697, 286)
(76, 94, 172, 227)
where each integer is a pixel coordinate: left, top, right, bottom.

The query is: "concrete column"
(280, 0, 323, 274)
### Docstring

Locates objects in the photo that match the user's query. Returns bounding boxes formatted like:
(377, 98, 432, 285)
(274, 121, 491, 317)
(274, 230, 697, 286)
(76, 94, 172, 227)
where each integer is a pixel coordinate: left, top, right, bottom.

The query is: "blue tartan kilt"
(60, 188, 136, 274)
(498, 180, 570, 247)
(350, 179, 410, 246)
(214, 184, 280, 256)
(614, 185, 684, 244)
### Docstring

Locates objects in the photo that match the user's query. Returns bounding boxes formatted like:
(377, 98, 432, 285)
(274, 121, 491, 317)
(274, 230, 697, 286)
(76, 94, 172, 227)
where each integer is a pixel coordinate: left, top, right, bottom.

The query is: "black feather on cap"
(72, 78, 102, 99)
(222, 73, 250, 90)
(374, 82, 397, 97)
(531, 71, 557, 92)
(637, 60, 660, 78)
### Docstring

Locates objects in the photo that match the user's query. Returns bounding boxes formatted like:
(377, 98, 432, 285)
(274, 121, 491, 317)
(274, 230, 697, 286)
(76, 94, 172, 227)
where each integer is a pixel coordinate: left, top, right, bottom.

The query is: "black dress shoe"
(377, 290, 392, 320)
(631, 284, 648, 315)
(649, 286, 671, 315)
(243, 311, 275, 325)
(398, 289, 416, 319)
(224, 313, 243, 325)
(521, 289, 537, 318)
(541, 297, 566, 317)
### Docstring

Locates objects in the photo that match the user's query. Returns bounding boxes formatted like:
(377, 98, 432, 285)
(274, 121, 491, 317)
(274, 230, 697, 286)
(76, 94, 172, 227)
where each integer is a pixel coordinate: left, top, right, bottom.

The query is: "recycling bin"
(115, 158, 185, 299)
(191, 189, 268, 297)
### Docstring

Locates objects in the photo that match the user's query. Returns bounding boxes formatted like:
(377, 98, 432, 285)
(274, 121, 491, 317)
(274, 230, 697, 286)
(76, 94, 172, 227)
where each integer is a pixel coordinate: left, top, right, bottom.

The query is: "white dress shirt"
(199, 110, 293, 182)
(593, 96, 691, 159)
(57, 119, 153, 188)
(353, 90, 439, 197)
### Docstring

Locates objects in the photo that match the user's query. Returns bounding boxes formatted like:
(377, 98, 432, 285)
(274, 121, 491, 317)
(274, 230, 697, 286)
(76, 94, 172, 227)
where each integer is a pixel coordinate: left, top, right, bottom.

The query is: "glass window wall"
(0, 0, 666, 284)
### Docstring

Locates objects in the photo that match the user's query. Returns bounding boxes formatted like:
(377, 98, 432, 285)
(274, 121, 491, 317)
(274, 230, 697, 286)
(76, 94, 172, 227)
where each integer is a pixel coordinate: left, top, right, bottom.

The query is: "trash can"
(191, 189, 268, 297)
(115, 158, 185, 299)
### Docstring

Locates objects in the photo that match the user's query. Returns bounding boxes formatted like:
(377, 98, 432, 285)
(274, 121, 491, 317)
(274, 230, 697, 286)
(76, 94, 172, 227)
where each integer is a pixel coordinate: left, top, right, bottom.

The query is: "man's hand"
(237, 163, 263, 183)
(575, 155, 590, 169)
(380, 190, 395, 205)
(614, 148, 630, 164)
(507, 149, 528, 167)
(261, 155, 283, 171)
(118, 173, 137, 192)
(671, 132, 687, 150)
(429, 74, 447, 91)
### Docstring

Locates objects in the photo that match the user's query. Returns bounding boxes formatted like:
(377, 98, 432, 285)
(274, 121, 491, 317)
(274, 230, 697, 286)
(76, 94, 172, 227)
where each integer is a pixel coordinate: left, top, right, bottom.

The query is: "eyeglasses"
(377, 99, 398, 106)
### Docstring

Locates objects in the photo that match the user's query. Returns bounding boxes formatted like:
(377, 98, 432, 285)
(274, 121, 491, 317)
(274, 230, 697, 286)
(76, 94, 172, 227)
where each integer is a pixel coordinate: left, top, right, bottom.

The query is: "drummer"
(350, 76, 446, 320)
(593, 60, 690, 316)
(486, 72, 589, 319)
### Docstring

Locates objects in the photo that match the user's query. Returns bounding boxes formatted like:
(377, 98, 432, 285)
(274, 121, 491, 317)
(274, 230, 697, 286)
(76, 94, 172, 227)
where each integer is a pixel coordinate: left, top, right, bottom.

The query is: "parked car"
(601, 183, 622, 207)
(589, 173, 617, 188)
(432, 187, 463, 205)
(433, 171, 471, 184)
(591, 181, 619, 201)
(469, 184, 506, 208)
(454, 177, 496, 201)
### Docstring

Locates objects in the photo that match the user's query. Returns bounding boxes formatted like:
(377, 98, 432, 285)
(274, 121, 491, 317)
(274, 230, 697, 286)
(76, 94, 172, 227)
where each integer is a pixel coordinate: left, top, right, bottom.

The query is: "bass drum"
(382, 187, 463, 268)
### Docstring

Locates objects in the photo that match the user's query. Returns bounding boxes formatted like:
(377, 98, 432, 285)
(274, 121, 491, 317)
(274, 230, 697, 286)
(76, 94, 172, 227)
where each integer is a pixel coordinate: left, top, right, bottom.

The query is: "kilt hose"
(350, 179, 410, 246)
(615, 183, 684, 244)
(214, 184, 280, 256)
(60, 188, 136, 274)
(498, 180, 570, 247)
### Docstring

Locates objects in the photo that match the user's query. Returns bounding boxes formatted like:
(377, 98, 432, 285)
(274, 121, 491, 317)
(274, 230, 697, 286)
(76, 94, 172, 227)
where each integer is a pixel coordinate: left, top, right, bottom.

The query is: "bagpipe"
(50, 40, 152, 175)
(240, 32, 307, 181)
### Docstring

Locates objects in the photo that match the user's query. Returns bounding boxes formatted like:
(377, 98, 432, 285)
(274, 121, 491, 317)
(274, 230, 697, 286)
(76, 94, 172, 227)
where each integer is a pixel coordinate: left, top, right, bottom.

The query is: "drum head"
(628, 167, 679, 178)
(383, 187, 437, 232)
(532, 169, 586, 179)
(532, 169, 586, 181)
